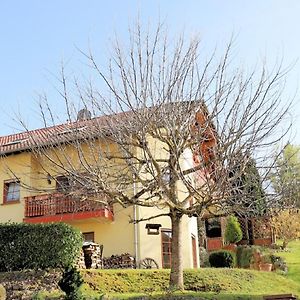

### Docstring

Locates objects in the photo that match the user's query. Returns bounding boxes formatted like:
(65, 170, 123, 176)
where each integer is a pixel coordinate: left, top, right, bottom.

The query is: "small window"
(83, 232, 95, 243)
(161, 229, 172, 269)
(4, 180, 20, 203)
(56, 176, 70, 193)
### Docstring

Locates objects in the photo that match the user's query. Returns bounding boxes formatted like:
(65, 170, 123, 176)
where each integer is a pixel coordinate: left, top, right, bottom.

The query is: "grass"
(277, 239, 300, 283)
(2, 267, 299, 299)
(80, 268, 300, 299)
(95, 291, 264, 299)
(4, 242, 300, 300)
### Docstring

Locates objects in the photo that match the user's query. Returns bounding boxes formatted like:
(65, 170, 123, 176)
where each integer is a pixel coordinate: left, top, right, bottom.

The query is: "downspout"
(130, 138, 139, 268)
(133, 181, 139, 268)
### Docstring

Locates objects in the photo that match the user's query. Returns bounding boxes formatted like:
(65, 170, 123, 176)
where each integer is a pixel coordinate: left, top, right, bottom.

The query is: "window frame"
(3, 179, 21, 204)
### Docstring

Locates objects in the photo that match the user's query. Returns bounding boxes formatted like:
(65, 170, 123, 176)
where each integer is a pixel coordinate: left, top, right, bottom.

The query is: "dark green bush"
(59, 266, 83, 300)
(209, 250, 236, 268)
(0, 223, 83, 271)
(236, 245, 255, 268)
(224, 215, 243, 244)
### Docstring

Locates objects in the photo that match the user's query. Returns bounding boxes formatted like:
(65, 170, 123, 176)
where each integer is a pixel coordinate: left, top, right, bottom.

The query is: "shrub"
(261, 254, 272, 264)
(236, 245, 255, 268)
(224, 216, 243, 244)
(270, 255, 288, 273)
(31, 292, 44, 300)
(199, 247, 210, 267)
(0, 222, 83, 271)
(209, 250, 236, 268)
(59, 266, 83, 300)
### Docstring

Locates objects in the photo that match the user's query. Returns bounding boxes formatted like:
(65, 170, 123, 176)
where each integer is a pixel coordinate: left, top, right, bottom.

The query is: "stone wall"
(0, 269, 61, 300)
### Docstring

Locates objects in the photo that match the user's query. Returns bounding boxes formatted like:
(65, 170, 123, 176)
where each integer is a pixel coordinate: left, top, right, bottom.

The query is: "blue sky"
(1, 0, 300, 142)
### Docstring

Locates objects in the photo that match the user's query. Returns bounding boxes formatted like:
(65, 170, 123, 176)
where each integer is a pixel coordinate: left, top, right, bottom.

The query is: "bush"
(199, 247, 210, 267)
(59, 266, 83, 300)
(224, 216, 243, 244)
(261, 254, 272, 264)
(236, 245, 255, 268)
(209, 250, 236, 268)
(0, 223, 83, 271)
(270, 255, 288, 273)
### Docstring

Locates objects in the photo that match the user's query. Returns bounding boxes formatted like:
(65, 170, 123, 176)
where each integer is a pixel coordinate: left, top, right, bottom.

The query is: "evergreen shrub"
(209, 250, 236, 268)
(224, 215, 243, 244)
(0, 223, 82, 271)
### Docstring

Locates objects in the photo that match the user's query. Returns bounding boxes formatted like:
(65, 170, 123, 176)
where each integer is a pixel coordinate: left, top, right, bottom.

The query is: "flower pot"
(259, 263, 272, 272)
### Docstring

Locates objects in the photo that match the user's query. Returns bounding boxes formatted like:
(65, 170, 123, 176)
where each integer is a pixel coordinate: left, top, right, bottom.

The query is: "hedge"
(0, 223, 83, 271)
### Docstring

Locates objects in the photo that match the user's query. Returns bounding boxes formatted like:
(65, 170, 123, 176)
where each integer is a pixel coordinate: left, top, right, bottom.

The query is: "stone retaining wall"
(0, 269, 61, 300)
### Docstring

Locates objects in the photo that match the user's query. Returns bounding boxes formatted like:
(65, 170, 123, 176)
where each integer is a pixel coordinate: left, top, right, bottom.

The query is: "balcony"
(24, 193, 114, 223)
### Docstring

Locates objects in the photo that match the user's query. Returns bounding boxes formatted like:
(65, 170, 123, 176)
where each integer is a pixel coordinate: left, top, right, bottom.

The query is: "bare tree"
(10, 23, 291, 290)
(271, 209, 300, 249)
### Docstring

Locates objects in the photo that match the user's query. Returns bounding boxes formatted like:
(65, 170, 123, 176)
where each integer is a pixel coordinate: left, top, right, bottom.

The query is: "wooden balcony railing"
(24, 193, 113, 221)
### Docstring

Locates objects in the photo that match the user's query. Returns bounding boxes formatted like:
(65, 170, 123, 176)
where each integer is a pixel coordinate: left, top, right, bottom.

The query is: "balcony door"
(161, 229, 172, 269)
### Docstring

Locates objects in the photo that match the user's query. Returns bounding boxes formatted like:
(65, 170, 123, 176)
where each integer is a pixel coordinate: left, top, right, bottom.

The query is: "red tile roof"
(0, 102, 204, 155)
(0, 124, 66, 155)
(0, 115, 113, 155)
(0, 108, 137, 155)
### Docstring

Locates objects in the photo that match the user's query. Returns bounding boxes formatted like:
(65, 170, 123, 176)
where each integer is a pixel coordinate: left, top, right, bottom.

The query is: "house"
(191, 110, 274, 252)
(0, 109, 201, 269)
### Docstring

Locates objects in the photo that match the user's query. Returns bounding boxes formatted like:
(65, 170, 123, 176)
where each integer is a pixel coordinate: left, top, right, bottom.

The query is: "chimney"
(77, 108, 92, 121)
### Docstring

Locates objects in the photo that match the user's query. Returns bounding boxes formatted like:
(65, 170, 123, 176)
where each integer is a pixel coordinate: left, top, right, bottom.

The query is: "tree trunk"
(169, 210, 184, 290)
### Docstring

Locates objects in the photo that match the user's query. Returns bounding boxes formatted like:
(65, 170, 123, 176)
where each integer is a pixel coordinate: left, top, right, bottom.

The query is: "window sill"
(2, 200, 21, 205)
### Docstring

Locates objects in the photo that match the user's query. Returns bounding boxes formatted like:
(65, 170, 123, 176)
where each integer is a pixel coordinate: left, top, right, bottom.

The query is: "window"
(161, 229, 172, 269)
(56, 175, 70, 193)
(83, 232, 95, 243)
(3, 180, 20, 203)
(205, 218, 222, 238)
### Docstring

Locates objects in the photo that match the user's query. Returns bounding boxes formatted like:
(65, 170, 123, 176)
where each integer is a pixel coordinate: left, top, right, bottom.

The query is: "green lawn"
(277, 239, 300, 283)
(9, 243, 300, 300)
(80, 268, 300, 299)
(21, 266, 300, 299)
